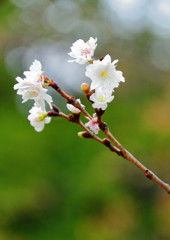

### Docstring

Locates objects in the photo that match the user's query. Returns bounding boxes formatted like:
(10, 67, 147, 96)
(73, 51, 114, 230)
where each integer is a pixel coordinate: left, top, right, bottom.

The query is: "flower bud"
(103, 138, 111, 147)
(81, 83, 91, 99)
(81, 83, 90, 93)
(68, 113, 80, 123)
(78, 131, 92, 138)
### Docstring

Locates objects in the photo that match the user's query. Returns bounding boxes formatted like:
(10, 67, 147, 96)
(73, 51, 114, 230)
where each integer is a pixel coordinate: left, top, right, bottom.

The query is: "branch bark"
(49, 80, 170, 194)
(104, 127, 170, 193)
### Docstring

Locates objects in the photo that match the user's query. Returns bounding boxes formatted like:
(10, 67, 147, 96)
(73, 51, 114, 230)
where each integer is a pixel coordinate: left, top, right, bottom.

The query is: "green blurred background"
(0, 0, 170, 239)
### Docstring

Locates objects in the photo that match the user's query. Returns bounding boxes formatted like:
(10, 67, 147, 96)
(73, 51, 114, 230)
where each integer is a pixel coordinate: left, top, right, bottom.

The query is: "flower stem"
(49, 81, 170, 194)
(49, 81, 92, 120)
(100, 121, 170, 193)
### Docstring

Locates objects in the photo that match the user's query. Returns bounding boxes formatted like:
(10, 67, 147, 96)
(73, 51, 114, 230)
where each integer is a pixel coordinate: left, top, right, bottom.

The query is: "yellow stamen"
(35, 113, 47, 122)
(99, 96, 104, 102)
(29, 91, 38, 97)
(101, 72, 107, 77)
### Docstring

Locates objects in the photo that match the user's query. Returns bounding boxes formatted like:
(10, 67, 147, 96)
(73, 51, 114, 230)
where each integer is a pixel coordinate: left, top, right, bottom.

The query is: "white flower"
(68, 37, 97, 64)
(28, 106, 51, 132)
(85, 113, 99, 134)
(85, 54, 125, 92)
(23, 60, 43, 82)
(66, 99, 85, 114)
(34, 93, 53, 111)
(90, 88, 114, 110)
(14, 60, 53, 109)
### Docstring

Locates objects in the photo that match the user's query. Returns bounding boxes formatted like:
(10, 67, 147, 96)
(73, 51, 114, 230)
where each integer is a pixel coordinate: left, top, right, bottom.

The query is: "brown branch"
(49, 81, 92, 120)
(95, 109, 170, 193)
(78, 120, 123, 156)
(48, 81, 170, 194)
(102, 125, 170, 194)
(48, 110, 123, 157)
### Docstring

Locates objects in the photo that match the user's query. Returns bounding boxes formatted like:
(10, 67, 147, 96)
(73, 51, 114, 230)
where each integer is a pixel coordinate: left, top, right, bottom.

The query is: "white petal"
(30, 60, 42, 72)
(16, 76, 23, 83)
(112, 59, 119, 65)
(66, 103, 80, 113)
(34, 122, 44, 132)
(45, 117, 51, 124)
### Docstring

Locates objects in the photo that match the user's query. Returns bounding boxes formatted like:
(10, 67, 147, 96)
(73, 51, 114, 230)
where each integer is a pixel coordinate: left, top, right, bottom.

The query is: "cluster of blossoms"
(14, 43, 170, 194)
(68, 37, 125, 133)
(14, 37, 125, 133)
(68, 38, 124, 110)
(14, 60, 52, 131)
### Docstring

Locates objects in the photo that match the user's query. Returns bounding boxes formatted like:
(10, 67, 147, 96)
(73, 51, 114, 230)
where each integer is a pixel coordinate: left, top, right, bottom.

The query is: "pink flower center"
(81, 48, 91, 58)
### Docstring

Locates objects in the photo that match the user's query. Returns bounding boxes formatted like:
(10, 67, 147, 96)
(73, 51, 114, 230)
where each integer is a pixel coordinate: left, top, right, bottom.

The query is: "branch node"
(99, 122, 107, 131)
(67, 97, 75, 104)
(68, 113, 80, 123)
(52, 104, 60, 113)
(103, 138, 111, 147)
(78, 131, 92, 139)
(48, 111, 59, 117)
(145, 169, 153, 180)
(49, 80, 59, 90)
(96, 109, 105, 117)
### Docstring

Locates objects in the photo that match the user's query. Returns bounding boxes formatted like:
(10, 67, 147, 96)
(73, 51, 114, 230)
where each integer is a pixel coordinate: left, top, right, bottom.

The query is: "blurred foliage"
(0, 0, 170, 239)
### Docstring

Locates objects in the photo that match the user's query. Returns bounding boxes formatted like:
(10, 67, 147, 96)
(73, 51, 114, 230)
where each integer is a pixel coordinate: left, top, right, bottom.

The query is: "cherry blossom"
(14, 60, 52, 109)
(90, 88, 114, 110)
(28, 106, 51, 132)
(85, 114, 99, 134)
(68, 37, 97, 64)
(85, 54, 125, 92)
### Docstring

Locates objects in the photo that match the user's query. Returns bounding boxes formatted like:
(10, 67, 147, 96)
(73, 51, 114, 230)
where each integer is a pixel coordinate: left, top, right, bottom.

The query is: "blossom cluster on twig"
(14, 60, 52, 131)
(14, 37, 124, 133)
(14, 38, 170, 194)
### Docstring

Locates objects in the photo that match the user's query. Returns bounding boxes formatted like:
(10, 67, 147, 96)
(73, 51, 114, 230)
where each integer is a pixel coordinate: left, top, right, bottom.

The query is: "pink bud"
(81, 83, 90, 93)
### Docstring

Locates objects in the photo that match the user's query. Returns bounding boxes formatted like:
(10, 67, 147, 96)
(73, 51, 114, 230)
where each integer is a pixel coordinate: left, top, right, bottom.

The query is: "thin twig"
(49, 81, 92, 120)
(48, 110, 123, 157)
(78, 120, 124, 156)
(49, 80, 170, 194)
(103, 127, 170, 193)
(95, 110, 170, 193)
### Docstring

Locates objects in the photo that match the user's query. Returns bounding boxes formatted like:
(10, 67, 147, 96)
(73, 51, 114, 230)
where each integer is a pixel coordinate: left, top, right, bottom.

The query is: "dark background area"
(0, 0, 170, 239)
